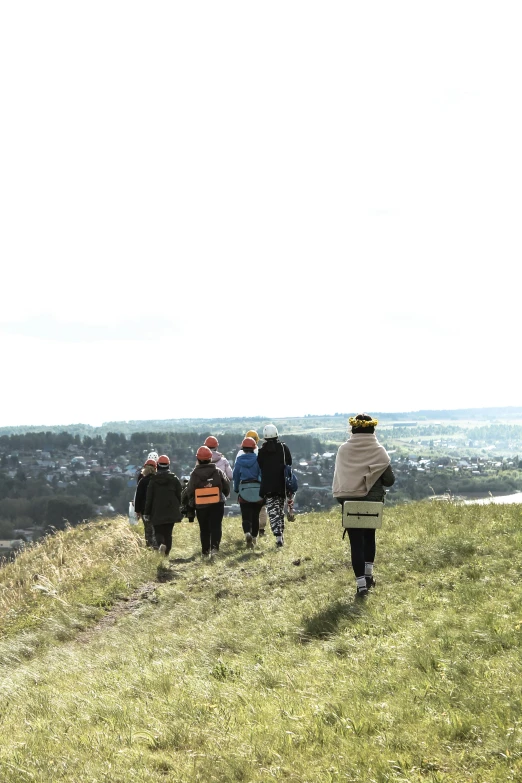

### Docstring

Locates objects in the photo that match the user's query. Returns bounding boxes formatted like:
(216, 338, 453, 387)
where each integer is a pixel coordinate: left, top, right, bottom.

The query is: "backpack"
(239, 479, 262, 504)
(195, 486, 221, 505)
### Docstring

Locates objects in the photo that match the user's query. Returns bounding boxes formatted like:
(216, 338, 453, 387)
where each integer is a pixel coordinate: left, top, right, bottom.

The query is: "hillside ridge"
(0, 504, 521, 782)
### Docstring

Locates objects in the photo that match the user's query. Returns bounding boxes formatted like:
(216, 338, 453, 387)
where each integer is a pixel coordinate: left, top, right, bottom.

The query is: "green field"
(1, 504, 521, 782)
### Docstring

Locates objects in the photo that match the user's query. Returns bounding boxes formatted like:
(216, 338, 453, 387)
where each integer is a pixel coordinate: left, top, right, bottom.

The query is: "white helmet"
(263, 424, 279, 439)
(147, 451, 159, 462)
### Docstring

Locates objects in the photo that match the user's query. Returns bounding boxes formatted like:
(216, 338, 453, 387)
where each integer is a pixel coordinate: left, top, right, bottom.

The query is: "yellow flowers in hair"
(349, 417, 378, 428)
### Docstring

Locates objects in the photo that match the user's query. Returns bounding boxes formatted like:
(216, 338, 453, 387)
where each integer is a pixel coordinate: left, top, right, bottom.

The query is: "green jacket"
(144, 470, 183, 524)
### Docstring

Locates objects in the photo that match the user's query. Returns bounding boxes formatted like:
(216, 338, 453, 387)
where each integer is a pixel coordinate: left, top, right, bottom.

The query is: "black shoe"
(258, 529, 266, 537)
(366, 576, 376, 589)
(355, 588, 369, 599)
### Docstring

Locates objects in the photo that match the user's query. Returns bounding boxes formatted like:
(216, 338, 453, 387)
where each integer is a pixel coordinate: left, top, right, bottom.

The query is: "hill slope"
(0, 503, 521, 782)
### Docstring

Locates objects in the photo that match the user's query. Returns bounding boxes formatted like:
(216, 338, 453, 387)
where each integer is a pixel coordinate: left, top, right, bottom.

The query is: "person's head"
(241, 436, 257, 453)
(157, 454, 170, 471)
(263, 424, 279, 440)
(142, 458, 157, 476)
(245, 430, 259, 444)
(204, 436, 219, 450)
(349, 414, 378, 434)
(196, 445, 213, 464)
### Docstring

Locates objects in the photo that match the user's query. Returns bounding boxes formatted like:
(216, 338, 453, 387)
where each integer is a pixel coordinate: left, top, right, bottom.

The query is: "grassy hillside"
(0, 503, 521, 782)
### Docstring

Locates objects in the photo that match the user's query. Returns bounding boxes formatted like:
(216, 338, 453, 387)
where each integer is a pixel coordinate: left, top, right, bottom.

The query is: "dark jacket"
(186, 463, 231, 507)
(144, 470, 183, 524)
(338, 465, 395, 503)
(134, 472, 153, 514)
(257, 439, 292, 497)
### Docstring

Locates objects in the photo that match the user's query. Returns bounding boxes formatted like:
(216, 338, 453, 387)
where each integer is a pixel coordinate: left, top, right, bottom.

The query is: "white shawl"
(332, 433, 390, 498)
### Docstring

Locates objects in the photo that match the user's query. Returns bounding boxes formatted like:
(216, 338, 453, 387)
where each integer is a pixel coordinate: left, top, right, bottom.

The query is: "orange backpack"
(195, 485, 221, 505)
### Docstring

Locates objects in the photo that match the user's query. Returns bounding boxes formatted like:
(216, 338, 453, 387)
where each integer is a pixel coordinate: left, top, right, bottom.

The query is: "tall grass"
(0, 502, 521, 782)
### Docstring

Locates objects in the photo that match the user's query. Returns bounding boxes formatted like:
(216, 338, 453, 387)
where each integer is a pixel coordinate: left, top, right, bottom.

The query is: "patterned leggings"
(266, 495, 285, 537)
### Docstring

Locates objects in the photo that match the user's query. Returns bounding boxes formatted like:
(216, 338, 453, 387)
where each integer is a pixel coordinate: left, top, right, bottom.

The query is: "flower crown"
(349, 417, 378, 428)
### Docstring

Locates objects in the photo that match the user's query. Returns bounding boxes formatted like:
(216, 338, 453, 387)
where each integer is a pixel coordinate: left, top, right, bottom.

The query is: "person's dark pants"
(240, 502, 261, 537)
(338, 498, 376, 578)
(196, 502, 225, 554)
(143, 519, 157, 548)
(346, 528, 376, 578)
(153, 523, 174, 555)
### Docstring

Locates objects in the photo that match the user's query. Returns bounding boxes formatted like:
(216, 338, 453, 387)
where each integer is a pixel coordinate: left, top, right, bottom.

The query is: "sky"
(0, 1, 520, 427)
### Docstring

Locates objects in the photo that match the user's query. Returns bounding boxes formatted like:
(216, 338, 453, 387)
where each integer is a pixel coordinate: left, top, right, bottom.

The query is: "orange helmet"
(144, 458, 157, 467)
(241, 437, 257, 450)
(196, 446, 213, 462)
(157, 454, 170, 467)
(204, 436, 219, 449)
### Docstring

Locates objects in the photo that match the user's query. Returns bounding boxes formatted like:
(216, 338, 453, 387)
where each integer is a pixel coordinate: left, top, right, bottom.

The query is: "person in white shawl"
(333, 414, 395, 598)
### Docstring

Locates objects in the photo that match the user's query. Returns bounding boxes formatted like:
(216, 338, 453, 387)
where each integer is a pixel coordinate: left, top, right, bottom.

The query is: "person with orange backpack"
(233, 436, 264, 548)
(186, 445, 231, 558)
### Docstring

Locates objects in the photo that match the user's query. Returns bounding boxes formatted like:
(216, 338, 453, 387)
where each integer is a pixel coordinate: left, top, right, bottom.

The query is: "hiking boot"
(210, 546, 220, 557)
(258, 529, 266, 537)
(287, 513, 295, 522)
(276, 535, 284, 548)
(355, 588, 369, 599)
(158, 544, 167, 556)
(245, 533, 253, 548)
(366, 576, 376, 589)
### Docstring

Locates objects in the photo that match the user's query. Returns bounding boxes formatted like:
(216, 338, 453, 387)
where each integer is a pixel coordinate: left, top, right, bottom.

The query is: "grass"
(0, 503, 521, 782)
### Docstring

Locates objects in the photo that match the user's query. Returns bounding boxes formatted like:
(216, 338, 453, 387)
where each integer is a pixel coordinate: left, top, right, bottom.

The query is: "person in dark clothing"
(180, 476, 195, 522)
(257, 424, 292, 547)
(186, 445, 230, 558)
(144, 454, 182, 556)
(233, 436, 264, 548)
(134, 458, 158, 548)
(332, 414, 395, 598)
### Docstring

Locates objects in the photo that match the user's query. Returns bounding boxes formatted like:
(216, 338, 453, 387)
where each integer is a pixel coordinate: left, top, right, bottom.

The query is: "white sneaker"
(245, 533, 253, 548)
(158, 544, 167, 556)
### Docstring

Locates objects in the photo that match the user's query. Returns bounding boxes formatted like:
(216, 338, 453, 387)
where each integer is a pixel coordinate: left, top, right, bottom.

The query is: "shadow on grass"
(299, 599, 365, 642)
(156, 563, 176, 582)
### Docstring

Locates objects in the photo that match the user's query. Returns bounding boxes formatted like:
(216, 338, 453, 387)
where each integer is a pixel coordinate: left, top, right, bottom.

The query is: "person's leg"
(210, 503, 224, 552)
(250, 504, 261, 539)
(144, 519, 157, 548)
(266, 495, 285, 543)
(240, 504, 251, 535)
(196, 508, 211, 555)
(286, 493, 295, 521)
(346, 528, 367, 595)
(153, 524, 168, 555)
(164, 523, 174, 555)
(363, 528, 376, 588)
(258, 504, 268, 535)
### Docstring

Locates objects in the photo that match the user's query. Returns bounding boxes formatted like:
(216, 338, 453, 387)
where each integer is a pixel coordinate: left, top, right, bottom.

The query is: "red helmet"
(196, 445, 213, 462)
(157, 454, 170, 466)
(204, 436, 219, 449)
(241, 437, 257, 450)
(144, 458, 157, 467)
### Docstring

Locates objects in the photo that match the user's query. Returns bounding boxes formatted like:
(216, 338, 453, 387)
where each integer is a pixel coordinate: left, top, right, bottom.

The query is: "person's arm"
(381, 464, 395, 487)
(232, 460, 240, 493)
(219, 470, 231, 498)
(174, 476, 182, 502)
(144, 479, 154, 518)
(284, 444, 292, 466)
(224, 459, 233, 481)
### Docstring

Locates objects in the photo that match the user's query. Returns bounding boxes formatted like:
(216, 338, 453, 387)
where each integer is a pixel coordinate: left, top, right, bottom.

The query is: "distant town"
(1, 412, 521, 558)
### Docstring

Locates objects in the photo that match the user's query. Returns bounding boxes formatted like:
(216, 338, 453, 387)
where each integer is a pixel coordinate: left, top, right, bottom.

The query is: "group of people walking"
(132, 414, 395, 599)
(133, 425, 295, 558)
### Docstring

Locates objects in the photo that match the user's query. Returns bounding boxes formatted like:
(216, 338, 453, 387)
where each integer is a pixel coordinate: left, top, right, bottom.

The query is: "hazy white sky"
(0, 1, 520, 427)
